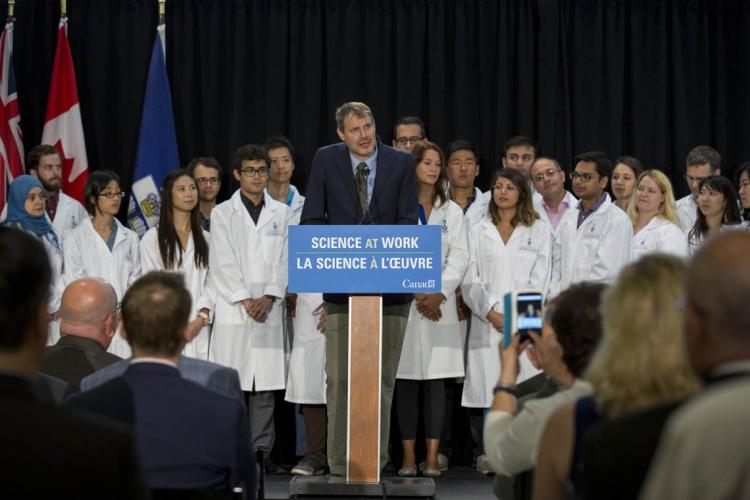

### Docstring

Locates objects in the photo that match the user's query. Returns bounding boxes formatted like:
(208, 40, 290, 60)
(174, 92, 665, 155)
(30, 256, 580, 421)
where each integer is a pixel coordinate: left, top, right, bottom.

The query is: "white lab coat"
(208, 190, 289, 392)
(1, 191, 87, 240)
(397, 199, 469, 380)
(552, 194, 632, 297)
(278, 185, 327, 404)
(631, 216, 689, 261)
(462, 187, 489, 234)
(460, 218, 551, 408)
(677, 194, 698, 234)
(687, 224, 746, 256)
(63, 216, 141, 357)
(139, 226, 215, 360)
(533, 190, 577, 296)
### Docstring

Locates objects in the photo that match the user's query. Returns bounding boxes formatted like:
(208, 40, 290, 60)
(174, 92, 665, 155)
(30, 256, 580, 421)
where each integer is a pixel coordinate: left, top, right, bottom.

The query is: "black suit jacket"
(0, 373, 147, 499)
(67, 362, 256, 496)
(300, 141, 418, 304)
(40, 335, 122, 392)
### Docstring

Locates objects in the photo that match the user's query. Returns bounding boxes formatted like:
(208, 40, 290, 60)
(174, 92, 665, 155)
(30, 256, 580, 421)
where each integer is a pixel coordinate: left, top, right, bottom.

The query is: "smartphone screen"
(516, 293, 543, 341)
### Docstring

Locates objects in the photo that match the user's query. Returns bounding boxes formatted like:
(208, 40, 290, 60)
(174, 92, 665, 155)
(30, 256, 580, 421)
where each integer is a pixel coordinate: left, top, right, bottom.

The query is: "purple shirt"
(577, 192, 607, 229)
(543, 196, 571, 231)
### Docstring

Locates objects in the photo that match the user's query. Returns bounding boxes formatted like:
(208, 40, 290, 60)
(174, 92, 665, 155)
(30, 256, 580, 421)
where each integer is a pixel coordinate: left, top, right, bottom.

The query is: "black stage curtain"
(13, 0, 750, 200)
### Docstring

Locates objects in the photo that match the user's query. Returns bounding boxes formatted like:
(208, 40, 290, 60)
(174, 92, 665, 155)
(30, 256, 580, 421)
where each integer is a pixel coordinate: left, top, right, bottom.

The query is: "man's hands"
(242, 296, 275, 323)
(415, 293, 444, 321)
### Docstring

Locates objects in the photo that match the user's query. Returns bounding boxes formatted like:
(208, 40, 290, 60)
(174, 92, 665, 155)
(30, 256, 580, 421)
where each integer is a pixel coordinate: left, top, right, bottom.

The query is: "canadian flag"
(41, 19, 88, 202)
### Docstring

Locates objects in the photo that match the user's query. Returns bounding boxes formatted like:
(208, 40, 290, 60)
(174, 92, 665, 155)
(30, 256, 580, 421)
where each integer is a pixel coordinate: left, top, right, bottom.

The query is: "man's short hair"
(0, 227, 51, 350)
(392, 116, 426, 139)
(686, 145, 721, 172)
(186, 157, 222, 177)
(26, 144, 60, 173)
(121, 271, 192, 356)
(550, 282, 607, 378)
(335, 102, 374, 131)
(574, 151, 612, 179)
(446, 140, 479, 162)
(503, 135, 537, 157)
(531, 156, 562, 173)
(263, 135, 295, 158)
(231, 144, 271, 171)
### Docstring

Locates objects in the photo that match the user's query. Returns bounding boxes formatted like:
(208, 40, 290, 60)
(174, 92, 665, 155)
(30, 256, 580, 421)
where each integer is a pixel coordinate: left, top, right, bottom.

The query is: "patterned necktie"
(355, 162, 369, 214)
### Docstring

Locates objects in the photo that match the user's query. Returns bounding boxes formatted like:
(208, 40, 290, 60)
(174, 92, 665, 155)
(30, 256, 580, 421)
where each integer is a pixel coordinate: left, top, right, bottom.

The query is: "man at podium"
(300, 101, 418, 477)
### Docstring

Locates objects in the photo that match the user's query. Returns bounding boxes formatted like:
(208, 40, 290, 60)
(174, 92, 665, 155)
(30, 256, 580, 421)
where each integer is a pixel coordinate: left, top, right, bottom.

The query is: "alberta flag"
(127, 26, 179, 236)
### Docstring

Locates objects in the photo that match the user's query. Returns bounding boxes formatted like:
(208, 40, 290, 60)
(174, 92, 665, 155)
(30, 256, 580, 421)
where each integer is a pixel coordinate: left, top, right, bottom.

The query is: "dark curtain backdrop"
(13, 0, 750, 202)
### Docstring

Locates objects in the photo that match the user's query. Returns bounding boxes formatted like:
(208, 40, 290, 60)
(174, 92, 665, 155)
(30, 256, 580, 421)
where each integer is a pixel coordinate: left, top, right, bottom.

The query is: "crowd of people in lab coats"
(4, 129, 750, 478)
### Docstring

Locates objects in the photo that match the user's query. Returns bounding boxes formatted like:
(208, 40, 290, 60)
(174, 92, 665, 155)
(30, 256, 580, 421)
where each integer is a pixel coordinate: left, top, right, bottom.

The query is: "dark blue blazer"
(67, 362, 256, 497)
(300, 141, 418, 304)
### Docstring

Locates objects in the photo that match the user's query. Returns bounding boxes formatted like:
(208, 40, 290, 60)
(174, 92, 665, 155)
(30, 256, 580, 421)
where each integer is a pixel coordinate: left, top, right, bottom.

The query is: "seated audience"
(67, 271, 256, 495)
(484, 282, 605, 479)
(532, 254, 700, 500)
(611, 156, 643, 211)
(0, 227, 147, 499)
(40, 278, 121, 392)
(687, 176, 741, 255)
(640, 232, 750, 500)
(628, 169, 688, 260)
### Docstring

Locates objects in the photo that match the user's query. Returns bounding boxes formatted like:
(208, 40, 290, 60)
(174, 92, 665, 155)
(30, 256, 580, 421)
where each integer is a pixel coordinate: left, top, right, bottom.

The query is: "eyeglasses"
(570, 172, 599, 183)
(239, 167, 269, 177)
(685, 175, 710, 184)
(533, 168, 562, 182)
(395, 136, 424, 146)
(99, 191, 126, 199)
(194, 176, 220, 185)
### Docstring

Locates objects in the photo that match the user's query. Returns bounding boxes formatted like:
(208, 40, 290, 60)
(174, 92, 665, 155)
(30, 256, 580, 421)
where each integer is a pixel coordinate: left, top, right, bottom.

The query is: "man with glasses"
(552, 151, 631, 296)
(1, 144, 87, 239)
(676, 145, 721, 233)
(187, 157, 223, 231)
(531, 157, 576, 234)
(209, 144, 289, 465)
(392, 116, 426, 152)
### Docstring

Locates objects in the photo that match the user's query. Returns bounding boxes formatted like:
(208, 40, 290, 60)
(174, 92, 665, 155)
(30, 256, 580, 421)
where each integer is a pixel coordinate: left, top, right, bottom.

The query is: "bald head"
(59, 278, 118, 348)
(685, 231, 750, 377)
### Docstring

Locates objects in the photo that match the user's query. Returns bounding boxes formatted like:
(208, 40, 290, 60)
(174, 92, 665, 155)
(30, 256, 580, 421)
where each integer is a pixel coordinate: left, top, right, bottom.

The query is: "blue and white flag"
(127, 25, 179, 236)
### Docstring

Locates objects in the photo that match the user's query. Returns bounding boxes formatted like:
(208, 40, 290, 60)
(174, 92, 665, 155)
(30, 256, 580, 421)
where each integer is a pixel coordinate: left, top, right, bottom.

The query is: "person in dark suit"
(67, 271, 256, 496)
(0, 227, 147, 499)
(300, 101, 418, 476)
(40, 277, 122, 392)
(80, 354, 245, 406)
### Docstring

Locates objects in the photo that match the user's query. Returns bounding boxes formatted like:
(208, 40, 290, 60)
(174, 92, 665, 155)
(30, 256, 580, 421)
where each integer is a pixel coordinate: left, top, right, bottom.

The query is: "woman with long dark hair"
(140, 169, 212, 359)
(64, 170, 141, 357)
(734, 161, 750, 225)
(687, 176, 741, 255)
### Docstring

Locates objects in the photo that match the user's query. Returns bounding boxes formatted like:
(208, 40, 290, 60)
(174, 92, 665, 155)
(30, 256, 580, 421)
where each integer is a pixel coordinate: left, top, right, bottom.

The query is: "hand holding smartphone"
(502, 291, 544, 348)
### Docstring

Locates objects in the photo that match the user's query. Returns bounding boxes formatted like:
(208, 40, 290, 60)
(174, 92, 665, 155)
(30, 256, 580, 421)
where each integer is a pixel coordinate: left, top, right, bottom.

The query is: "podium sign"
(288, 225, 441, 293)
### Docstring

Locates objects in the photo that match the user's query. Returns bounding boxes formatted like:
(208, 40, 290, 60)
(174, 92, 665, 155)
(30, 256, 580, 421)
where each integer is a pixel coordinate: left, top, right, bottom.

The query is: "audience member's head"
(502, 135, 537, 182)
(586, 254, 700, 418)
(685, 232, 750, 380)
(120, 272, 192, 359)
(547, 282, 607, 378)
(530, 156, 565, 202)
(0, 228, 52, 374)
(59, 279, 119, 350)
(626, 169, 679, 226)
(572, 151, 611, 203)
(187, 157, 222, 205)
(684, 145, 721, 199)
(392, 116, 426, 152)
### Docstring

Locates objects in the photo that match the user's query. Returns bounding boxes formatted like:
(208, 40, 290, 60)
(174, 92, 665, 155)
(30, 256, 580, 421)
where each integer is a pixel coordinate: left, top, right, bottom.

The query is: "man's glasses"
(395, 136, 424, 146)
(194, 176, 221, 185)
(99, 191, 126, 199)
(570, 172, 599, 183)
(534, 168, 562, 182)
(239, 167, 270, 177)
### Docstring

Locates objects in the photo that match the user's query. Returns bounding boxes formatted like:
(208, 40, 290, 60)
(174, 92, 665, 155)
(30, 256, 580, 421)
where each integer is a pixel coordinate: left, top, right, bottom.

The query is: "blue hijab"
(5, 175, 61, 251)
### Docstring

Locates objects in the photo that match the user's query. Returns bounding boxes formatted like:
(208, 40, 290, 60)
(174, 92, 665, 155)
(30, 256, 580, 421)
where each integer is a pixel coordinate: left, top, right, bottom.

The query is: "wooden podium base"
(289, 476, 436, 498)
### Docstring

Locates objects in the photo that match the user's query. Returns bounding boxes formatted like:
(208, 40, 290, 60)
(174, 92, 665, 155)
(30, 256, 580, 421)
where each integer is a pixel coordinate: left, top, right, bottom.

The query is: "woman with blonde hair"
(532, 254, 700, 500)
(627, 169, 688, 260)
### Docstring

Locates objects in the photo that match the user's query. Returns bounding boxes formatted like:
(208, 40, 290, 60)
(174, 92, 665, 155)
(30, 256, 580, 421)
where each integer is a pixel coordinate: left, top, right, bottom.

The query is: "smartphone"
(503, 291, 544, 347)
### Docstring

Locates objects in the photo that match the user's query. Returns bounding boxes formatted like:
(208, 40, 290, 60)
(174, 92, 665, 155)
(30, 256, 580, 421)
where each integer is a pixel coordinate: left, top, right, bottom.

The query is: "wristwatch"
(197, 310, 211, 324)
(493, 384, 518, 397)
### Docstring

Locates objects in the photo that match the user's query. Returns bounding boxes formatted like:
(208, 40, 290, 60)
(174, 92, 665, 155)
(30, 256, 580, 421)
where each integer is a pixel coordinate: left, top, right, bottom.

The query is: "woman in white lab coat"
(687, 176, 742, 255)
(461, 168, 550, 408)
(2, 175, 65, 343)
(64, 171, 140, 357)
(628, 169, 688, 260)
(140, 170, 213, 359)
(394, 141, 468, 477)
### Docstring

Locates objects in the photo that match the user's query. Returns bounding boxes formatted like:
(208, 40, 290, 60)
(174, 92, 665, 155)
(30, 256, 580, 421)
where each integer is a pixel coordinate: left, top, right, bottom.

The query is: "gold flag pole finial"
(159, 0, 165, 24)
(61, 0, 67, 17)
(8, 0, 15, 21)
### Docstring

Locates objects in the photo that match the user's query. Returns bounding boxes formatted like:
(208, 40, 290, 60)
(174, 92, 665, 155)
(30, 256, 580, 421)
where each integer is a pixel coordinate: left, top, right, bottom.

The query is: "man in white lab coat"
(209, 144, 289, 456)
(675, 145, 722, 234)
(553, 151, 632, 296)
(2, 144, 88, 239)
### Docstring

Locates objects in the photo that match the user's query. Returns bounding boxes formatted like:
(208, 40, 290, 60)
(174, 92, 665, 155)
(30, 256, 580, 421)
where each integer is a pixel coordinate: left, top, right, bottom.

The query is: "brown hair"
(411, 140, 447, 206)
(488, 168, 539, 227)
